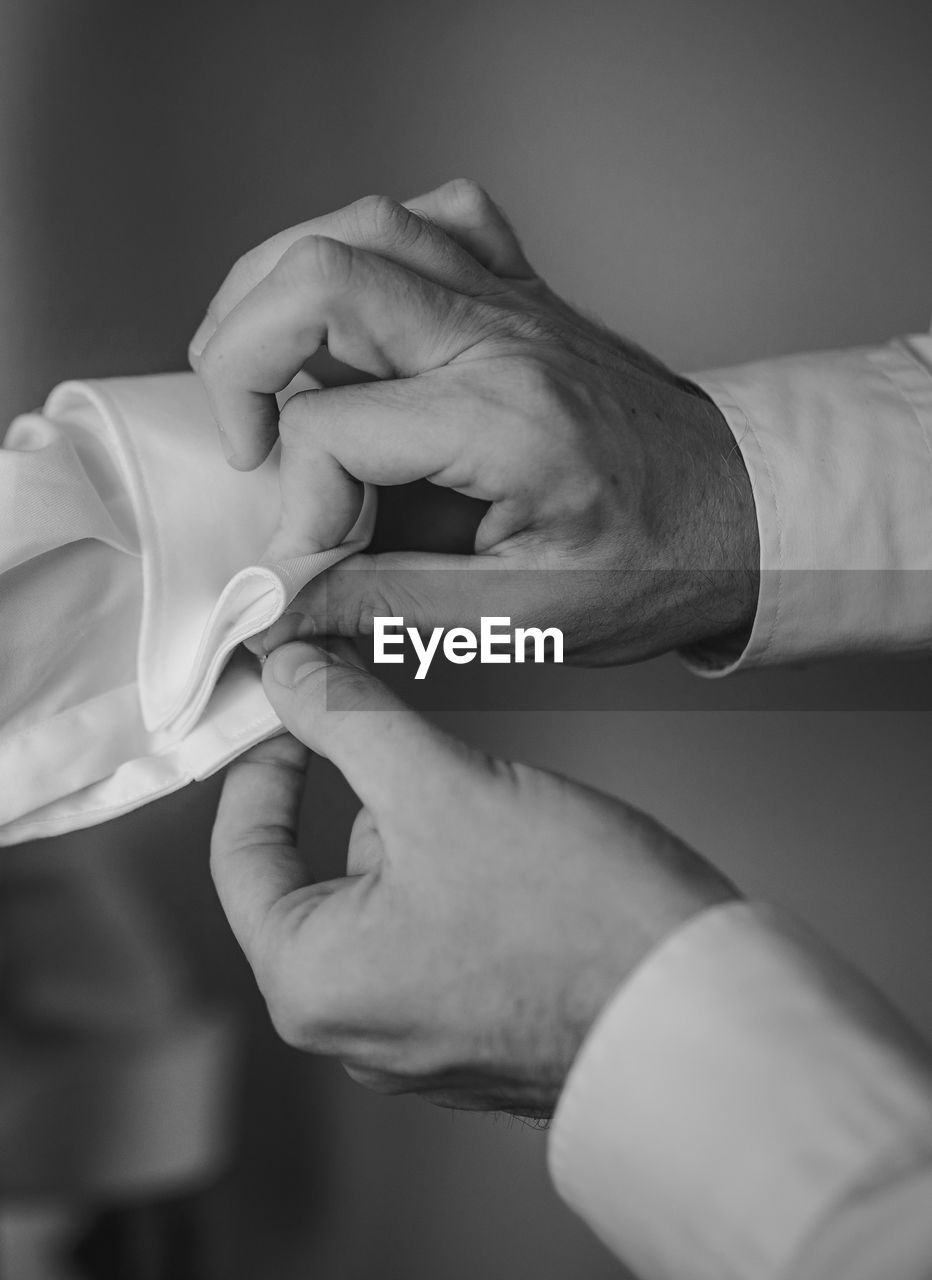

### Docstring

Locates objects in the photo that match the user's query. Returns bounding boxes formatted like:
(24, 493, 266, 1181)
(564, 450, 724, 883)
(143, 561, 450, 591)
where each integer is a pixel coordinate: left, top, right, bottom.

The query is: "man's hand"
(211, 643, 737, 1115)
(191, 179, 759, 663)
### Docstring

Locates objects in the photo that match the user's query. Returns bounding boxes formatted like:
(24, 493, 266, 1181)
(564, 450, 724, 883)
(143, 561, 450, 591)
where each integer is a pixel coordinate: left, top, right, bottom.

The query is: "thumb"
(258, 551, 523, 653)
(262, 642, 468, 817)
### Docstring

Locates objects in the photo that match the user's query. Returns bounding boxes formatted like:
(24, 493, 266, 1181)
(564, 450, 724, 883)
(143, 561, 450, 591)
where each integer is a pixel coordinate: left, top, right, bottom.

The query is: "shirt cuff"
(548, 901, 932, 1280)
(684, 336, 932, 675)
(0, 373, 375, 845)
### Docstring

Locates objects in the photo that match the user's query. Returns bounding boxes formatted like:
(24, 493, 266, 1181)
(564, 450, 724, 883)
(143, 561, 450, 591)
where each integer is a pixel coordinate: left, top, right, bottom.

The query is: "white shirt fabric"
(549, 331, 932, 1278)
(689, 333, 932, 673)
(0, 372, 374, 846)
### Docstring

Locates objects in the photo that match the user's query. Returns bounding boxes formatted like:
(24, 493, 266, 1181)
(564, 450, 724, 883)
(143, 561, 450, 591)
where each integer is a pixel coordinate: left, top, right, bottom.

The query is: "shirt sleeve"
(548, 902, 932, 1280)
(685, 333, 932, 674)
(0, 372, 375, 845)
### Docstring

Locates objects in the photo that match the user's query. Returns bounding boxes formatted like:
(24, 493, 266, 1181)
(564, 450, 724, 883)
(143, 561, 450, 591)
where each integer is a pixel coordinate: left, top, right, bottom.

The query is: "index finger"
(197, 234, 492, 470)
(210, 732, 313, 969)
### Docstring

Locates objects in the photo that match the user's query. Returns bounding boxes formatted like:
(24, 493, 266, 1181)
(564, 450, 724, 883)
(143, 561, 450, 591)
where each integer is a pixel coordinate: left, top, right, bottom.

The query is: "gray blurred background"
(1, 2, 931, 1277)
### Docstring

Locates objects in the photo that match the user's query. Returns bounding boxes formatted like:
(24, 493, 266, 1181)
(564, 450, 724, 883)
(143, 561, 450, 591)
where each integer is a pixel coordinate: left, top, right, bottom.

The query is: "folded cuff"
(0, 373, 375, 845)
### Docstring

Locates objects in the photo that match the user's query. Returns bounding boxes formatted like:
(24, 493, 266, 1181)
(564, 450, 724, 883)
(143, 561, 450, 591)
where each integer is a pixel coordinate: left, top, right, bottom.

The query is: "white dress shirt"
(550, 332, 932, 1279)
(0, 372, 373, 845)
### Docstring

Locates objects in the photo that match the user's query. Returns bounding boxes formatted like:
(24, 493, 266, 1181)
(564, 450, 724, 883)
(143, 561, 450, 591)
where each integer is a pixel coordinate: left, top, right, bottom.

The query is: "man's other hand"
(210, 643, 737, 1115)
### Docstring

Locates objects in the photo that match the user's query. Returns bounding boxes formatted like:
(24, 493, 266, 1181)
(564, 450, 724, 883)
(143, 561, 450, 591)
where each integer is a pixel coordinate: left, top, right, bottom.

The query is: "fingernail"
(266, 642, 325, 688)
(188, 314, 216, 365)
(216, 422, 241, 466)
(327, 637, 367, 673)
(243, 633, 266, 658)
(262, 610, 312, 656)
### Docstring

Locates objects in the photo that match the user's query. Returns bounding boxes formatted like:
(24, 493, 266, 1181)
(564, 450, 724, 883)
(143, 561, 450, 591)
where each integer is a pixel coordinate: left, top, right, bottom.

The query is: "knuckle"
(351, 582, 401, 637)
(444, 176, 495, 220)
(278, 233, 353, 292)
(352, 192, 410, 243)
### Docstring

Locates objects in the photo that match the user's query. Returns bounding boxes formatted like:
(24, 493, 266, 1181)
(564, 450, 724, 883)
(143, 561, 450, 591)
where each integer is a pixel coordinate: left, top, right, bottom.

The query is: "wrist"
(679, 385, 760, 647)
(558, 831, 741, 1088)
